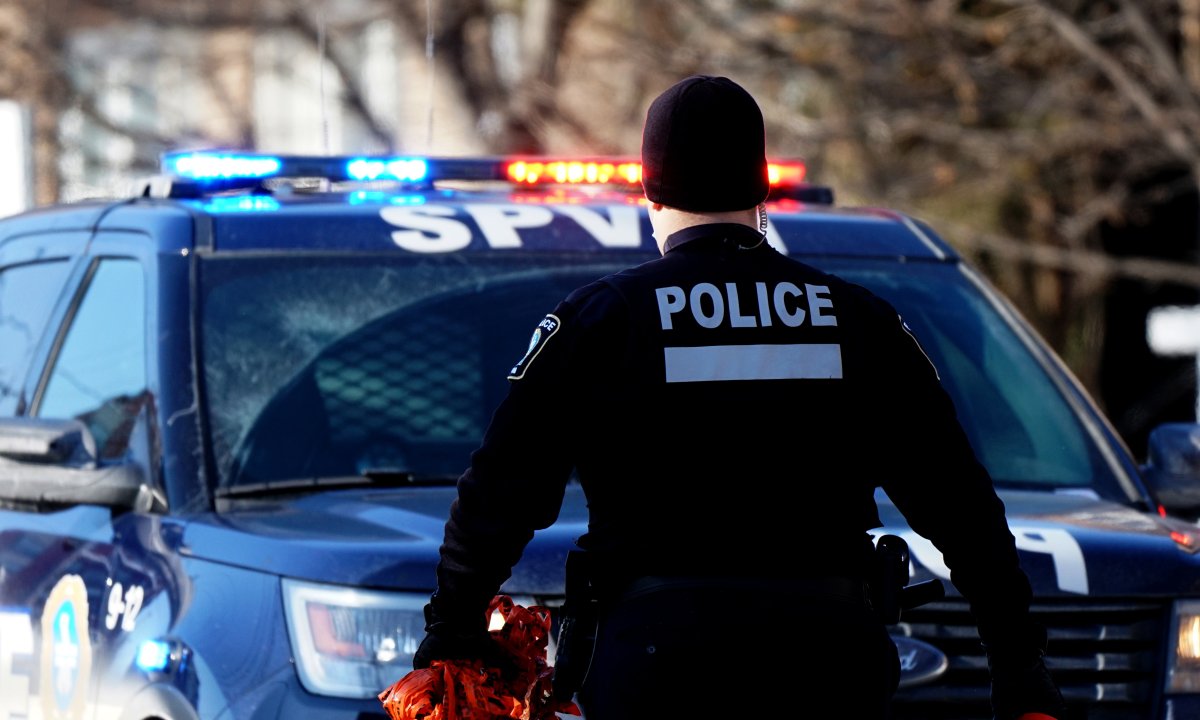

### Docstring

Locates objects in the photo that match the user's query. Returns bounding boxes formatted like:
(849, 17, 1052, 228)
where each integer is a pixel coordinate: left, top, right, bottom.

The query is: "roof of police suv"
(0, 188, 961, 262)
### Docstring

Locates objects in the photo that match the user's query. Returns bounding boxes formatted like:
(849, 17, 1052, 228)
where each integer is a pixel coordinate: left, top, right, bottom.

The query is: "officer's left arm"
(867, 307, 1068, 717)
(861, 294, 1040, 657)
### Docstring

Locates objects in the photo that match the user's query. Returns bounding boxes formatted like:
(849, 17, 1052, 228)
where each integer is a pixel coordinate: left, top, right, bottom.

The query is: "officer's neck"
(648, 203, 758, 255)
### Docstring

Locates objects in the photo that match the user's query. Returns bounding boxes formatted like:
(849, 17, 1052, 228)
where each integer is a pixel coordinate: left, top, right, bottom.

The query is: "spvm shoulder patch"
(508, 314, 562, 380)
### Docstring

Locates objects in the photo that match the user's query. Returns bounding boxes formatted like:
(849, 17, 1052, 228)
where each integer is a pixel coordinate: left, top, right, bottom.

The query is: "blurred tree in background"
(0, 0, 1197, 454)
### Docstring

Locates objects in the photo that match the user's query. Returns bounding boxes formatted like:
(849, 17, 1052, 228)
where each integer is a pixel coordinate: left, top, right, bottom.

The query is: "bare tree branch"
(284, 8, 396, 151)
(999, 0, 1200, 164)
(1182, 0, 1200, 89)
(1118, 0, 1200, 116)
(948, 220, 1200, 287)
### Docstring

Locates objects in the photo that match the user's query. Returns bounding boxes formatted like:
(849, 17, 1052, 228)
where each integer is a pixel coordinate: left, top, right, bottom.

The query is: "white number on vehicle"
(104, 581, 146, 632)
(882, 526, 1089, 595)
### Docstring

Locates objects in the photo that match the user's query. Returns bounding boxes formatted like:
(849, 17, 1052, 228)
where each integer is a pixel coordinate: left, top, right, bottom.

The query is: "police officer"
(414, 75, 1068, 720)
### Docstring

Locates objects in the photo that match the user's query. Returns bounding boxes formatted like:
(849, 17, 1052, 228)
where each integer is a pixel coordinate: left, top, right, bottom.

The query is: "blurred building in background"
(55, 4, 488, 203)
(0, 100, 32, 217)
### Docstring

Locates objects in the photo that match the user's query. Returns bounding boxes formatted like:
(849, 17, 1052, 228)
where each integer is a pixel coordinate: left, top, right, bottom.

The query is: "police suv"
(0, 151, 1199, 720)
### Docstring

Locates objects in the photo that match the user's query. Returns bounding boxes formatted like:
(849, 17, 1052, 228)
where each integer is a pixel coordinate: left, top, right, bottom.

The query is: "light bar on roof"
(157, 151, 814, 195)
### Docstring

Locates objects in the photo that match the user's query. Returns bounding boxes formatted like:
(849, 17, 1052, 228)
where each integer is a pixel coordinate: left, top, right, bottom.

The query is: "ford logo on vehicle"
(893, 636, 949, 687)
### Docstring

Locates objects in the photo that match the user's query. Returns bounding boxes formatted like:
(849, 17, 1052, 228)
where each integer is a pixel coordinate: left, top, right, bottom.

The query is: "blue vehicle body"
(1, 155, 1199, 720)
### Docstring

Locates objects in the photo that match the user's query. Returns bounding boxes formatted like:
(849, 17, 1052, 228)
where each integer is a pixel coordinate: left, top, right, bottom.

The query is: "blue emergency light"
(345, 157, 428, 182)
(162, 151, 437, 185)
(201, 196, 282, 213)
(135, 639, 173, 673)
(164, 153, 282, 180)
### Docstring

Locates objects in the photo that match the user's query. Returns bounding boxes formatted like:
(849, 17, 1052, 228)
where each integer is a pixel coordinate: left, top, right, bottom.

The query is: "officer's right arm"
(421, 283, 622, 663)
(424, 302, 582, 639)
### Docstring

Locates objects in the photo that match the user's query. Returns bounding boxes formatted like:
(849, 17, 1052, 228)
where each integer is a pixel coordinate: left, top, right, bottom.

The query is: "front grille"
(537, 595, 1167, 718)
(892, 597, 1167, 720)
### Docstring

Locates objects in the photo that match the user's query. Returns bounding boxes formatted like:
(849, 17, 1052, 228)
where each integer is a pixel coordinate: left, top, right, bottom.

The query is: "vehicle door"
(0, 228, 90, 720)
(0, 232, 176, 719)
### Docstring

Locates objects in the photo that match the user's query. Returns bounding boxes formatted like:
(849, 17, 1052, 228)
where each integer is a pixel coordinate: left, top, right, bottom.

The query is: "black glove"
(413, 624, 496, 669)
(413, 601, 516, 673)
(988, 650, 1068, 720)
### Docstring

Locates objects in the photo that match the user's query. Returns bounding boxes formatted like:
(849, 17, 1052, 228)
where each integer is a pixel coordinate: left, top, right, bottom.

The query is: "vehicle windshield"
(199, 251, 1129, 499)
(820, 258, 1128, 499)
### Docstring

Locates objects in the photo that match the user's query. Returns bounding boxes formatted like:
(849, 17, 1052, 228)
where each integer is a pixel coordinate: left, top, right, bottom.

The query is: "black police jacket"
(432, 222, 1036, 653)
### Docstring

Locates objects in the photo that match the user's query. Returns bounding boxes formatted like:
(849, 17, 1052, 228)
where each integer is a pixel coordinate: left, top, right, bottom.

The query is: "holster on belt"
(869, 534, 945, 624)
(552, 550, 598, 701)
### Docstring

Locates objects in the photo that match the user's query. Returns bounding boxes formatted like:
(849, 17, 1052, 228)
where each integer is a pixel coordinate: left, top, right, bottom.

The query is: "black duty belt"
(616, 575, 869, 606)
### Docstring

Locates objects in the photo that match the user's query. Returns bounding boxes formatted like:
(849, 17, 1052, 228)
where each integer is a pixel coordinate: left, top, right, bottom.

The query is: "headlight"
(1168, 599, 1200, 693)
(281, 578, 427, 699)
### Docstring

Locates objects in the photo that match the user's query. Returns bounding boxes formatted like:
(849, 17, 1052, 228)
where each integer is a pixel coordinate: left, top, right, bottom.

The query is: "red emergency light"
(506, 160, 643, 186)
(768, 161, 806, 186)
(502, 158, 808, 190)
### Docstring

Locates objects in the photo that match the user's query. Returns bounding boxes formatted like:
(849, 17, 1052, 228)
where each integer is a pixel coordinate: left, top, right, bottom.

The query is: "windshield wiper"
(361, 468, 461, 485)
(216, 471, 459, 499)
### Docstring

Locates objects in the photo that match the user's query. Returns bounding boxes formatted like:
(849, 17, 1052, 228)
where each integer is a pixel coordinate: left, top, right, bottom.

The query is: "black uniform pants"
(575, 578, 900, 719)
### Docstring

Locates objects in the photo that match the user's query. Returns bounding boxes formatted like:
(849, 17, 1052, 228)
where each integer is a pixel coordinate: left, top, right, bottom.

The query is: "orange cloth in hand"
(379, 595, 582, 720)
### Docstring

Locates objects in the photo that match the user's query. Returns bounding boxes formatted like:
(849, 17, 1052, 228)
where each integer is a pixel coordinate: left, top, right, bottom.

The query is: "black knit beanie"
(641, 75, 770, 212)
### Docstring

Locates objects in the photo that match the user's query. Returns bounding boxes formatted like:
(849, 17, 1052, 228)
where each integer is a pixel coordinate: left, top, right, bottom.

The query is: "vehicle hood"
(177, 485, 1200, 599)
(176, 484, 590, 594)
(877, 488, 1200, 598)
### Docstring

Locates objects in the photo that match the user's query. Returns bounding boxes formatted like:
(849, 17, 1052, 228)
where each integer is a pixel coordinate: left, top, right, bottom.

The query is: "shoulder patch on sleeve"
(508, 314, 562, 380)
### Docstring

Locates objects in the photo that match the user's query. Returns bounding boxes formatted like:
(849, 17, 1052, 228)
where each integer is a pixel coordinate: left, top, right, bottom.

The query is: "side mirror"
(0, 417, 97, 465)
(1142, 422, 1200, 519)
(0, 416, 158, 511)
